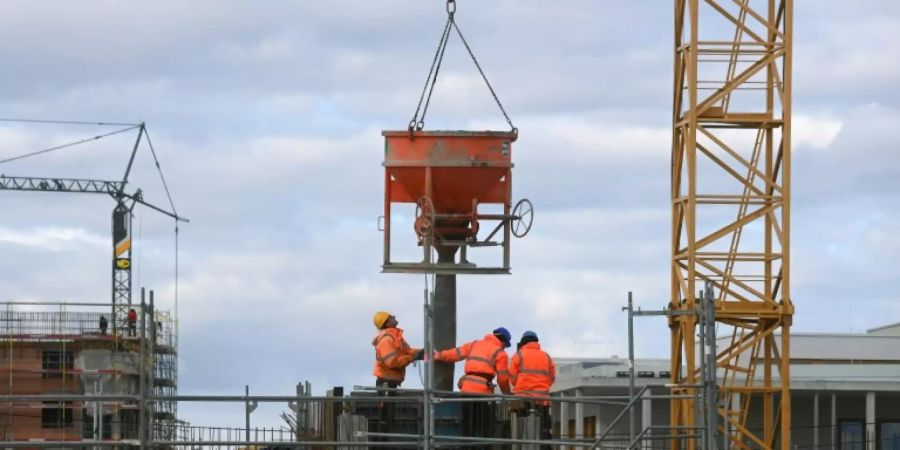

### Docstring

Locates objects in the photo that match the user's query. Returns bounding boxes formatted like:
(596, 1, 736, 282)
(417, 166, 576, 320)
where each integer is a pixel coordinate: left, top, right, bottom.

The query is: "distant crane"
(0, 120, 187, 333)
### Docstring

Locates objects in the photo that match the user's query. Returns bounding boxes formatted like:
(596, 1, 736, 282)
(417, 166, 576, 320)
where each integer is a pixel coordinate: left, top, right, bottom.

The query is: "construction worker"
(510, 330, 556, 397)
(371, 311, 422, 450)
(510, 330, 555, 447)
(127, 308, 137, 336)
(371, 311, 423, 395)
(434, 327, 512, 443)
(99, 315, 108, 335)
(433, 327, 512, 394)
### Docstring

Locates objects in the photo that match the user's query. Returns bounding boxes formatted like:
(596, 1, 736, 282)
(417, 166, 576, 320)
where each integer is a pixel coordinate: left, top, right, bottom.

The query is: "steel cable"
(409, 17, 453, 130)
(0, 118, 140, 127)
(0, 125, 140, 164)
(141, 128, 178, 218)
(408, 0, 516, 132)
(450, 20, 516, 134)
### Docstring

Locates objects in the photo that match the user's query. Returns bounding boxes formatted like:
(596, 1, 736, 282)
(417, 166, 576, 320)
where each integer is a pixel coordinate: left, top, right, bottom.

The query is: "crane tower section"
(670, 1, 793, 449)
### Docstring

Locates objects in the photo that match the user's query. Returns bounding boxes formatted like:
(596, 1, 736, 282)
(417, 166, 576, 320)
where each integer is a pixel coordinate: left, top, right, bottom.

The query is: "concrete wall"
(0, 340, 141, 441)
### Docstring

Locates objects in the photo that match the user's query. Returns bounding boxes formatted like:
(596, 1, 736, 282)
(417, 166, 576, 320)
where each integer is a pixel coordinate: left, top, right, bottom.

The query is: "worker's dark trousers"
(374, 378, 399, 450)
(462, 399, 497, 450)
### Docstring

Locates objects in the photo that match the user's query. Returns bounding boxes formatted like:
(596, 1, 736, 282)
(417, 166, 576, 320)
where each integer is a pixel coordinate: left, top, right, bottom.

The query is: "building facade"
(0, 302, 177, 443)
(552, 323, 900, 450)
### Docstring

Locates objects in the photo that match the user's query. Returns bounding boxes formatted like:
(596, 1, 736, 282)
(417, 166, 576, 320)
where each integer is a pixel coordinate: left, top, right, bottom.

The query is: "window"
(584, 416, 597, 438)
(840, 420, 864, 450)
(41, 403, 73, 428)
(41, 350, 74, 378)
(120, 410, 140, 440)
(883, 422, 900, 450)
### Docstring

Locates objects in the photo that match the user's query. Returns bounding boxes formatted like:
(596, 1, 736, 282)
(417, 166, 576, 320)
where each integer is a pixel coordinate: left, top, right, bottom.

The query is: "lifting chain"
(408, 0, 516, 135)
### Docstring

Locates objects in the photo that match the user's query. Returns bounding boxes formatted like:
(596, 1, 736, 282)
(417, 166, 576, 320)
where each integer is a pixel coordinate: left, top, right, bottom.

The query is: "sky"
(0, 0, 898, 429)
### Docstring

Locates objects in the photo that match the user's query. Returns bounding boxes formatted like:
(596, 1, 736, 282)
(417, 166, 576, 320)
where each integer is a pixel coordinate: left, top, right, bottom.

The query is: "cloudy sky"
(0, 0, 898, 428)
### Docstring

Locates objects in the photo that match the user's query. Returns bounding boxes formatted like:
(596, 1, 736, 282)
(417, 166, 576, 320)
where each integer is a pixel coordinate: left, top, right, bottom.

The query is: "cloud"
(793, 114, 843, 150)
(0, 0, 896, 430)
(0, 225, 106, 250)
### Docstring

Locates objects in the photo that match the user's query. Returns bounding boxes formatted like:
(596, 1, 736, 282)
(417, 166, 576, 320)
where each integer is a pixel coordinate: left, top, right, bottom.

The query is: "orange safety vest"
(435, 334, 510, 394)
(510, 342, 555, 399)
(372, 327, 417, 382)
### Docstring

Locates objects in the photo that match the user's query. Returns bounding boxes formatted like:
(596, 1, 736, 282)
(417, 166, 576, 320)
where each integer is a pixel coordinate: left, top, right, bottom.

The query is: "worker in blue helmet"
(434, 326, 512, 394)
(433, 326, 512, 444)
(511, 330, 555, 448)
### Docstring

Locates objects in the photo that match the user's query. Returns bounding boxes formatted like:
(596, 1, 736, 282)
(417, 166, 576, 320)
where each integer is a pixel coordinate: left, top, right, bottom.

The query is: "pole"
(293, 383, 302, 443)
(626, 292, 636, 448)
(245, 385, 251, 443)
(423, 288, 434, 450)
(98, 398, 103, 445)
(305, 381, 311, 434)
(704, 281, 717, 450)
(696, 288, 705, 449)
(244, 384, 258, 444)
(149, 290, 157, 443)
(93, 380, 100, 450)
(139, 287, 146, 450)
(245, 385, 250, 443)
(432, 247, 458, 391)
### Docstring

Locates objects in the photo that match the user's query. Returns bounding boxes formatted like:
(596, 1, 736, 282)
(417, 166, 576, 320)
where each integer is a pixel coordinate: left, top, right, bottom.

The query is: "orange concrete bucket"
(381, 130, 532, 274)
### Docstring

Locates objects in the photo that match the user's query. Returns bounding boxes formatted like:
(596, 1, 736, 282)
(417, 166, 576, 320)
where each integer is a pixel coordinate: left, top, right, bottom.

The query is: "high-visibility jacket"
(510, 342, 555, 399)
(372, 327, 419, 382)
(434, 334, 510, 394)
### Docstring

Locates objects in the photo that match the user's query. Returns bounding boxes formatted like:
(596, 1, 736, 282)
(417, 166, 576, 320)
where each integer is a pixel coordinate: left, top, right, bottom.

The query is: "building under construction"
(0, 299, 177, 443)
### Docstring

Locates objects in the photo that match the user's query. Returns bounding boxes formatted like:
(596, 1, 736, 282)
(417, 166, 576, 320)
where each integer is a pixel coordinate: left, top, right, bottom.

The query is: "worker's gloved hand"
(413, 350, 425, 361)
(432, 351, 440, 361)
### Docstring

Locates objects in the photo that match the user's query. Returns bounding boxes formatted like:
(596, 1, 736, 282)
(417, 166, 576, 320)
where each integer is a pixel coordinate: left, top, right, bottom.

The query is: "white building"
(551, 322, 900, 450)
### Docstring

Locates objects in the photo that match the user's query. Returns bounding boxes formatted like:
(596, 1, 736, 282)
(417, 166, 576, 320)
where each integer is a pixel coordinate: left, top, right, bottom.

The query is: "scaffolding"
(0, 297, 177, 444)
(0, 289, 695, 449)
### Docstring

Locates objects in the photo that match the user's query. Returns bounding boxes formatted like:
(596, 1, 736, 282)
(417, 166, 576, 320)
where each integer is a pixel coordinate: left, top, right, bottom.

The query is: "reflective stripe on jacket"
(457, 374, 495, 394)
(435, 333, 510, 394)
(509, 342, 555, 398)
(372, 327, 418, 382)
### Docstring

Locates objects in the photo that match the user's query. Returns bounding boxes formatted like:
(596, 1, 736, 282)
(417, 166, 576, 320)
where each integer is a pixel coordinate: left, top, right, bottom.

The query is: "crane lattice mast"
(670, 0, 793, 448)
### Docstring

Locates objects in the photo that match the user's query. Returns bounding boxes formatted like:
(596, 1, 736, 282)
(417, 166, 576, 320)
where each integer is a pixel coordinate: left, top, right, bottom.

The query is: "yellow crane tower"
(669, 1, 793, 449)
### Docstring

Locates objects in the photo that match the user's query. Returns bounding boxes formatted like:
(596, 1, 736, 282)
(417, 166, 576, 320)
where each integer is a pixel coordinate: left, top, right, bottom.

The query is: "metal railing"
(0, 389, 699, 449)
(0, 302, 176, 349)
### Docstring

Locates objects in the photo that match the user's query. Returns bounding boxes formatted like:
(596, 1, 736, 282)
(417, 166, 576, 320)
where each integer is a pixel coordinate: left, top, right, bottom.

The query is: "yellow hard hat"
(373, 311, 391, 329)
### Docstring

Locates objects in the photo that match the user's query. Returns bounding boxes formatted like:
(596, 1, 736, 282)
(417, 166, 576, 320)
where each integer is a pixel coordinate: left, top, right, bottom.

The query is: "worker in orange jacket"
(433, 327, 512, 394)
(510, 330, 555, 447)
(510, 330, 556, 398)
(371, 311, 423, 395)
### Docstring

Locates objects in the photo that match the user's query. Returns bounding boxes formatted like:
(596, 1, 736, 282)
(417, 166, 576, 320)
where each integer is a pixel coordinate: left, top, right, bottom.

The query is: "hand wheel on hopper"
(414, 195, 435, 239)
(511, 198, 534, 238)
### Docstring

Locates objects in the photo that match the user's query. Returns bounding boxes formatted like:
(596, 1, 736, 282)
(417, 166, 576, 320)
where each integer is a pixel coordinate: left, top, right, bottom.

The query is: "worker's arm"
(433, 341, 472, 363)
(508, 352, 521, 389)
(548, 354, 556, 384)
(377, 337, 415, 369)
(406, 345, 424, 361)
(401, 336, 422, 357)
(494, 352, 511, 394)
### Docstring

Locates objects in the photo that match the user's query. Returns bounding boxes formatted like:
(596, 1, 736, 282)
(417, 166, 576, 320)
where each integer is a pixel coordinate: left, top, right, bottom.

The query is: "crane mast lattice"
(670, 0, 793, 449)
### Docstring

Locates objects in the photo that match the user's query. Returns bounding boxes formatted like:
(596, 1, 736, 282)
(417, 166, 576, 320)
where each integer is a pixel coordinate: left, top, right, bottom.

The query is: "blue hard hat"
(493, 327, 512, 348)
(522, 330, 538, 341)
